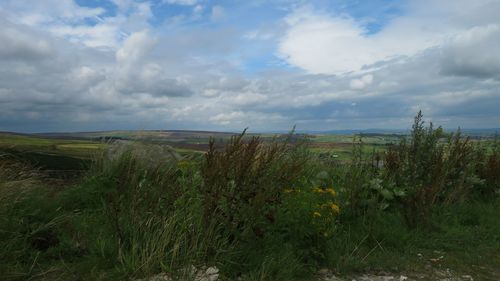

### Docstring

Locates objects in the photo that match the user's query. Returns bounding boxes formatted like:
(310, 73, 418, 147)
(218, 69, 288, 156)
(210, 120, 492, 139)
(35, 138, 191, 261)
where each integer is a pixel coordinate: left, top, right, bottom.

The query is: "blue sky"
(0, 0, 500, 132)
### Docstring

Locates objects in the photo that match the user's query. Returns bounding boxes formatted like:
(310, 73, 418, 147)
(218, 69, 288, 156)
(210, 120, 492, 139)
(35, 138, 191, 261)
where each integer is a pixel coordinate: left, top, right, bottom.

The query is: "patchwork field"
(0, 130, 402, 162)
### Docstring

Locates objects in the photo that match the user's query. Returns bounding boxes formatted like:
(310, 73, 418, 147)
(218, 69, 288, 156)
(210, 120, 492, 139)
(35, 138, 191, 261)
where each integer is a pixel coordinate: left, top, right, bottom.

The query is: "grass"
(0, 133, 104, 158)
(1, 176, 498, 280)
(326, 200, 500, 278)
(0, 115, 499, 281)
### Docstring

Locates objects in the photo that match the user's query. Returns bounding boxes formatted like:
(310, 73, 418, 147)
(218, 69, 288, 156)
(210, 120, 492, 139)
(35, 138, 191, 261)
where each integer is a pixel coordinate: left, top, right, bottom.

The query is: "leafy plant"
(383, 111, 477, 228)
(200, 130, 307, 242)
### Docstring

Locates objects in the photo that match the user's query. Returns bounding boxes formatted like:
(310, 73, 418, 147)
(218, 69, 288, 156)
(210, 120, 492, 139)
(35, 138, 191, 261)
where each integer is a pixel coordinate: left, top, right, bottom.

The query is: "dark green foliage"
(200, 130, 307, 241)
(382, 111, 478, 228)
(474, 135, 500, 197)
(335, 137, 380, 217)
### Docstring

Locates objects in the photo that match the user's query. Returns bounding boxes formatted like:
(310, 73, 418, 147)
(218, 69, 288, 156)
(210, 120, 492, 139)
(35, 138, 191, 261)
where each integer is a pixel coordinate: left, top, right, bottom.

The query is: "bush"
(382, 111, 477, 228)
(475, 136, 500, 197)
(200, 130, 307, 242)
(88, 144, 227, 278)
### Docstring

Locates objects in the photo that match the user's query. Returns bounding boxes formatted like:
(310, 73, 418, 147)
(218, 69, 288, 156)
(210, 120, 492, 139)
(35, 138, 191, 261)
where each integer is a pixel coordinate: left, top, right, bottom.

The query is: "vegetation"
(0, 112, 499, 280)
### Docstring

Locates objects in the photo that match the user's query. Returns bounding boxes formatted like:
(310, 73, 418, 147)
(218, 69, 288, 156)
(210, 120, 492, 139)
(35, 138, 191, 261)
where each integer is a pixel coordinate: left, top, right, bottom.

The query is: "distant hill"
(296, 128, 500, 137)
(34, 130, 239, 140)
(2, 127, 498, 141)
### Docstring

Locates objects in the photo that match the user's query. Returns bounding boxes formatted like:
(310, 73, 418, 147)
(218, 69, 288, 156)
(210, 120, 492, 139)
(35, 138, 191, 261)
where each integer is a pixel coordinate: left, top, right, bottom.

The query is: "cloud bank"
(0, 0, 499, 132)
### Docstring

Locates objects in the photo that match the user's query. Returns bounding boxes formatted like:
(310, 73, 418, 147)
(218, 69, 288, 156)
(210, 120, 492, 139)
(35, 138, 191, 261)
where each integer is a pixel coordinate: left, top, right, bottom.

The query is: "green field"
(0, 131, 386, 163)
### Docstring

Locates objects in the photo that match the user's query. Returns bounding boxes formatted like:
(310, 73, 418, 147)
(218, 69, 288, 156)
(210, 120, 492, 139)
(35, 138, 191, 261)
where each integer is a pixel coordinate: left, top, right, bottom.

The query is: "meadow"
(0, 112, 499, 281)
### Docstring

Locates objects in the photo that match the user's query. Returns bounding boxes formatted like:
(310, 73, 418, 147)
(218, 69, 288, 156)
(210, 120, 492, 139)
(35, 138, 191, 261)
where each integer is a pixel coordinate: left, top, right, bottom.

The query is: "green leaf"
(394, 189, 406, 197)
(315, 171, 329, 180)
(380, 189, 394, 200)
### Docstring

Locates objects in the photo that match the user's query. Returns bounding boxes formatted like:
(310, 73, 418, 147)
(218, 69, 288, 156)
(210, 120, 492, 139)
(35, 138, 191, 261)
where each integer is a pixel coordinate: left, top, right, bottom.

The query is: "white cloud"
(193, 5, 204, 14)
(279, 1, 500, 75)
(350, 74, 374, 90)
(163, 0, 199, 6)
(211, 6, 225, 21)
(228, 92, 268, 106)
(440, 24, 500, 78)
(278, 7, 446, 74)
(1, 0, 104, 26)
(209, 111, 285, 126)
(210, 111, 245, 125)
(1, 0, 153, 49)
(0, 20, 53, 60)
(116, 30, 156, 64)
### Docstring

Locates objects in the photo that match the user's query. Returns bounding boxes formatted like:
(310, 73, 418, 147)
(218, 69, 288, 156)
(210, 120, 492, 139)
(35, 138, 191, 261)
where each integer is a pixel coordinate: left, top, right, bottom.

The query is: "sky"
(0, 0, 500, 133)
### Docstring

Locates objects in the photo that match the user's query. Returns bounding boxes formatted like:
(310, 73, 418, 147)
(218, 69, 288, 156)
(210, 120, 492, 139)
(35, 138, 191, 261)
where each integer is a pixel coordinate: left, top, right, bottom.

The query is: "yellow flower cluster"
(324, 202, 340, 214)
(325, 188, 337, 196)
(312, 187, 337, 196)
(313, 202, 340, 218)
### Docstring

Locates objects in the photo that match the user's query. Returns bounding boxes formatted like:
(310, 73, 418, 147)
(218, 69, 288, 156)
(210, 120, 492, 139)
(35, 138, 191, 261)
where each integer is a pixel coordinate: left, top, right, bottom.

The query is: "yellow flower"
(325, 188, 337, 196)
(321, 202, 340, 214)
(313, 211, 322, 217)
(329, 203, 340, 214)
(284, 189, 293, 193)
(312, 187, 324, 193)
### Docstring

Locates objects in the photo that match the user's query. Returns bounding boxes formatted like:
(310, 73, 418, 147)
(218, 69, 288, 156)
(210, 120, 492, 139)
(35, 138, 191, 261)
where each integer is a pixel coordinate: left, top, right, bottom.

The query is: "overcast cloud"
(0, 0, 499, 132)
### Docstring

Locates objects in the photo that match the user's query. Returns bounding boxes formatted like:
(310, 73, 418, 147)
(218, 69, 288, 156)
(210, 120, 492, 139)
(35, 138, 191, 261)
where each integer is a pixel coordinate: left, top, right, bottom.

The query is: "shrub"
(274, 186, 340, 260)
(335, 137, 381, 217)
(89, 144, 226, 277)
(383, 111, 477, 228)
(200, 130, 307, 242)
(475, 136, 500, 197)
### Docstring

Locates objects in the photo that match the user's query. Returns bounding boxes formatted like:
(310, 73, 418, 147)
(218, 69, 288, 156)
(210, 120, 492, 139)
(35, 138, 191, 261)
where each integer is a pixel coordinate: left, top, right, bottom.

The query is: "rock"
(317, 268, 339, 281)
(357, 275, 395, 281)
(194, 266, 219, 281)
(135, 273, 172, 281)
(205, 267, 219, 275)
(399, 275, 408, 281)
(318, 268, 331, 275)
(321, 274, 343, 281)
(135, 265, 219, 281)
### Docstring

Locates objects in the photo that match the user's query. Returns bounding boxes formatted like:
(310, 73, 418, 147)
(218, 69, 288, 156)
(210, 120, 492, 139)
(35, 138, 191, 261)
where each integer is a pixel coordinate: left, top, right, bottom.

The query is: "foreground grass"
(329, 201, 500, 278)
(1, 178, 498, 280)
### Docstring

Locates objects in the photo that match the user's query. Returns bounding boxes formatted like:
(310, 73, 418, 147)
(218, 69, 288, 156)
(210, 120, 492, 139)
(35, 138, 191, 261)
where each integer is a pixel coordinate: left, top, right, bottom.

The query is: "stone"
(135, 273, 172, 281)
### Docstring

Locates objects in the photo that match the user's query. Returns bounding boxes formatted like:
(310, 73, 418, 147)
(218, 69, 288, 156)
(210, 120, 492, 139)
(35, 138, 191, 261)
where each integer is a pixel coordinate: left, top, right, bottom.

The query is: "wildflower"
(312, 187, 324, 193)
(321, 202, 340, 214)
(329, 203, 340, 214)
(325, 188, 337, 196)
(313, 211, 322, 217)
